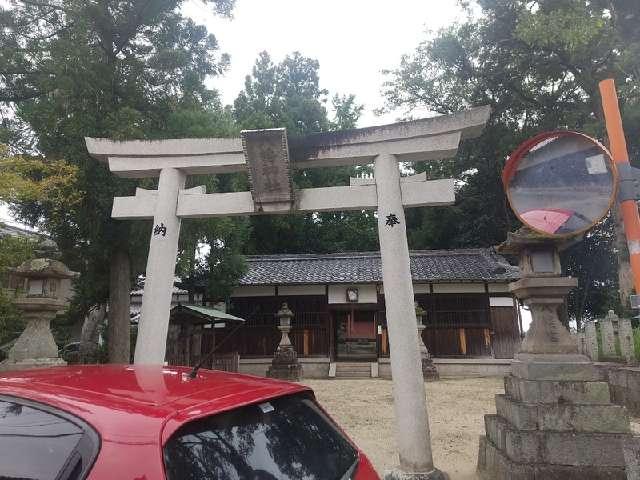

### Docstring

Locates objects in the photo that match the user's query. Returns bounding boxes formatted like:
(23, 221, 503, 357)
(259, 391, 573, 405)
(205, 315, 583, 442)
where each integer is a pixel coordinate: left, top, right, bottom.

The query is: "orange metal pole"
(599, 79, 640, 295)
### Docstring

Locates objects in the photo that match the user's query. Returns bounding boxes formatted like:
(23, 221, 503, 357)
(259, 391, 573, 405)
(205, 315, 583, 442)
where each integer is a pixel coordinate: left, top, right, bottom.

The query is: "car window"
(0, 397, 99, 480)
(164, 393, 358, 480)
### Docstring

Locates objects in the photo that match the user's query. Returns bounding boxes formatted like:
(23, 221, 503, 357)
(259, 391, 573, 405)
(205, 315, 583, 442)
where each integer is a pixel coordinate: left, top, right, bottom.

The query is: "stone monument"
(415, 302, 438, 381)
(267, 302, 302, 381)
(584, 319, 599, 361)
(0, 250, 77, 371)
(477, 229, 638, 479)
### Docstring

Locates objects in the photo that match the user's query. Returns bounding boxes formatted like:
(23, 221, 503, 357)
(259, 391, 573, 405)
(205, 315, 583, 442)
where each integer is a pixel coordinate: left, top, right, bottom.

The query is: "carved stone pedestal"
(267, 344, 303, 381)
(0, 313, 66, 371)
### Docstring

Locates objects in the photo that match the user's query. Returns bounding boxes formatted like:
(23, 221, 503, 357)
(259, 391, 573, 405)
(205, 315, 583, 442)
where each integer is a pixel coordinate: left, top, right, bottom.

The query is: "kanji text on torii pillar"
(85, 106, 490, 478)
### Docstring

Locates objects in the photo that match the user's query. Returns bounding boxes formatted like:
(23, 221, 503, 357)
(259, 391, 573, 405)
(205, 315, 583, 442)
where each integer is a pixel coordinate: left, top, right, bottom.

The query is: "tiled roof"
(239, 249, 519, 286)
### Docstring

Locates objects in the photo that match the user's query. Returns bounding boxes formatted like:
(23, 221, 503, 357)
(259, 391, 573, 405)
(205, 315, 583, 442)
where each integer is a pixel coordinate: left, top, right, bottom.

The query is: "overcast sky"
(183, 0, 466, 126)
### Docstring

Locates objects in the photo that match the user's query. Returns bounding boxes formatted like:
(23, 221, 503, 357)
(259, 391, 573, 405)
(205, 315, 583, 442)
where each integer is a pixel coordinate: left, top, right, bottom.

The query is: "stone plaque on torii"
(86, 106, 490, 479)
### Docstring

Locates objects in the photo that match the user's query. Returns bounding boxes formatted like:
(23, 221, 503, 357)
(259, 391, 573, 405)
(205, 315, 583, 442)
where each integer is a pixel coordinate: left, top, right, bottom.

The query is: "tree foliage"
(383, 0, 640, 322)
(0, 0, 237, 359)
(234, 51, 376, 255)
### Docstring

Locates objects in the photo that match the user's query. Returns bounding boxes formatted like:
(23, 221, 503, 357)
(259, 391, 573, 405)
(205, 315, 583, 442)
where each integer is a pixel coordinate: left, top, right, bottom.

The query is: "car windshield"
(163, 393, 358, 480)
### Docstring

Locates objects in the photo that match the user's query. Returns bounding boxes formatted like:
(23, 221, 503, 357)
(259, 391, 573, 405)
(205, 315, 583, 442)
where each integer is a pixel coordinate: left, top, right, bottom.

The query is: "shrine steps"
(332, 362, 374, 379)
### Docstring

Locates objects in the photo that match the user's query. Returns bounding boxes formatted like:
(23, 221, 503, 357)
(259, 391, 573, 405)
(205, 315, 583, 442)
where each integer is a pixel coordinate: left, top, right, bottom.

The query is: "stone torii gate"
(86, 106, 489, 479)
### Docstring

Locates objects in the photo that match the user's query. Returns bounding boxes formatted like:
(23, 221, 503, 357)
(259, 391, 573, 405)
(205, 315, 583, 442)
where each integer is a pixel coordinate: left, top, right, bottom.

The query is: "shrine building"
(201, 248, 521, 378)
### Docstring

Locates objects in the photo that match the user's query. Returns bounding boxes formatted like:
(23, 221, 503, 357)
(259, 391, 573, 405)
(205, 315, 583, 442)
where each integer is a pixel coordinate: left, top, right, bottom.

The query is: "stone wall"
(596, 364, 640, 417)
(378, 357, 511, 378)
(578, 311, 638, 365)
(239, 357, 330, 378)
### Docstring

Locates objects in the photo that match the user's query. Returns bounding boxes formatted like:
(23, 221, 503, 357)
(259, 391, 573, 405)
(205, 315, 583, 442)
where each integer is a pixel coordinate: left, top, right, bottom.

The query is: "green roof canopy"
(170, 305, 245, 324)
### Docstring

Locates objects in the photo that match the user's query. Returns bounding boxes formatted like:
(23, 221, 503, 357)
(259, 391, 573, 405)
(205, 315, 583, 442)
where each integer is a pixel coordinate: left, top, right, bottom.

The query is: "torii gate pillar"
(376, 153, 443, 478)
(134, 168, 185, 364)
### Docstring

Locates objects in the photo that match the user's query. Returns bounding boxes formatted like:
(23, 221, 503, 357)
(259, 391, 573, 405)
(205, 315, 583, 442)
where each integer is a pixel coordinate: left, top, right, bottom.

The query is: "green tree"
(382, 0, 640, 324)
(0, 0, 235, 362)
(234, 51, 377, 254)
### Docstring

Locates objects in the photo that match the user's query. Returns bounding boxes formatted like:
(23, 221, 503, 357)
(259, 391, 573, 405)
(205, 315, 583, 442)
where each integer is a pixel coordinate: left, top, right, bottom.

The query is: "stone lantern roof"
(10, 258, 77, 280)
(496, 226, 579, 255)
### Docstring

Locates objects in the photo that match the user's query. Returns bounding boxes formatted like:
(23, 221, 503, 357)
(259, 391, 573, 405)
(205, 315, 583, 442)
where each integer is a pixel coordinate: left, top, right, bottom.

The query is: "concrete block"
(497, 393, 630, 433)
(544, 432, 628, 467)
(624, 436, 640, 480)
(504, 376, 611, 404)
(511, 357, 606, 382)
(477, 435, 487, 471)
(479, 434, 627, 480)
(504, 429, 539, 464)
(534, 464, 627, 479)
(477, 436, 534, 480)
(491, 416, 629, 466)
(495, 394, 537, 430)
(484, 414, 507, 452)
(538, 404, 629, 433)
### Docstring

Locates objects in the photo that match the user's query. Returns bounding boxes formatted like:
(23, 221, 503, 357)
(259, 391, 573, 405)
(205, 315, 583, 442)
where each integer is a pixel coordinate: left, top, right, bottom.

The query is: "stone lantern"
(267, 302, 302, 381)
(478, 227, 639, 478)
(0, 257, 77, 371)
(498, 229, 578, 356)
(415, 301, 438, 380)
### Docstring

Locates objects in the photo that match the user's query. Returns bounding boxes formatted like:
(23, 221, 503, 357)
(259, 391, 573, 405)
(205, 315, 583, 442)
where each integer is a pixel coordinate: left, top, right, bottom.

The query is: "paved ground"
(303, 377, 640, 480)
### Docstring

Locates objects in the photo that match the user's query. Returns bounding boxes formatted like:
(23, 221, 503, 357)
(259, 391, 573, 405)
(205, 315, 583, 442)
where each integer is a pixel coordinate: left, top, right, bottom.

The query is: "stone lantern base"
(477, 353, 637, 479)
(421, 356, 439, 381)
(477, 277, 639, 479)
(267, 344, 302, 381)
(0, 357, 66, 372)
(0, 315, 66, 372)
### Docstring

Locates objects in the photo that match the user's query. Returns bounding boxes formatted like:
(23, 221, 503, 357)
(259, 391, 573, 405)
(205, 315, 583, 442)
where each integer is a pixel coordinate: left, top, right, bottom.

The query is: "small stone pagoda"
(415, 302, 439, 381)
(267, 302, 302, 381)
(0, 251, 77, 371)
(477, 228, 639, 479)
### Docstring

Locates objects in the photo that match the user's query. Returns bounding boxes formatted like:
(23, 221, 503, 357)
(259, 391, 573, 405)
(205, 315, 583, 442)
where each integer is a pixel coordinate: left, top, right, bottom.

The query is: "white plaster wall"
(488, 283, 510, 293)
(231, 286, 276, 297)
(328, 284, 378, 304)
(380, 283, 429, 295)
(489, 297, 515, 307)
(413, 283, 430, 294)
(278, 284, 326, 296)
(432, 283, 486, 294)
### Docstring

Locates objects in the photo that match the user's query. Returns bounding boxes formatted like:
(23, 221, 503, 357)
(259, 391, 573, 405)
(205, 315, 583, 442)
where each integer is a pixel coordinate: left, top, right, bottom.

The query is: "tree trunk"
(80, 304, 106, 363)
(108, 249, 131, 363)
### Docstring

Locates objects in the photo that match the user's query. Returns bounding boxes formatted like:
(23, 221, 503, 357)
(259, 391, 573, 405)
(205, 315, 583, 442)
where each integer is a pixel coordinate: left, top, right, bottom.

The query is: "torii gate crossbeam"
(86, 105, 490, 478)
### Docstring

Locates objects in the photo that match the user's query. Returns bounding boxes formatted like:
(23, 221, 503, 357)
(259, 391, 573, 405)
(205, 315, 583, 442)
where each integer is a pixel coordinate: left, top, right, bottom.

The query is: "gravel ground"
(303, 377, 640, 480)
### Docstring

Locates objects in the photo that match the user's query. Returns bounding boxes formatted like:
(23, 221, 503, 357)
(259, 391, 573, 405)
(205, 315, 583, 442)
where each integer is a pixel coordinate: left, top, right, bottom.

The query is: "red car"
(0, 365, 379, 480)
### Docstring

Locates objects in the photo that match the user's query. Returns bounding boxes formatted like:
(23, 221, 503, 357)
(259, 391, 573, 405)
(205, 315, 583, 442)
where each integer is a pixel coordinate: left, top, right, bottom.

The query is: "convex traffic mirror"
(502, 131, 618, 237)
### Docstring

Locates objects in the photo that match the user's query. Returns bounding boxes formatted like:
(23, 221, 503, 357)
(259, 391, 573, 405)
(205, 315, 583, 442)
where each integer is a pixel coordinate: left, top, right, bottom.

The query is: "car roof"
(0, 365, 309, 443)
